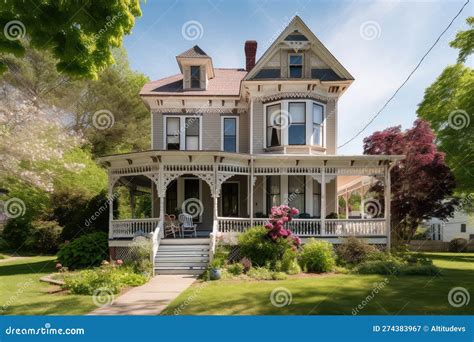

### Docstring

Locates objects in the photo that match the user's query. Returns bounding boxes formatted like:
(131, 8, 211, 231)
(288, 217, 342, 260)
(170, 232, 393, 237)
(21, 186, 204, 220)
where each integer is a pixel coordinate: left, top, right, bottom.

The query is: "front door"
(222, 182, 239, 217)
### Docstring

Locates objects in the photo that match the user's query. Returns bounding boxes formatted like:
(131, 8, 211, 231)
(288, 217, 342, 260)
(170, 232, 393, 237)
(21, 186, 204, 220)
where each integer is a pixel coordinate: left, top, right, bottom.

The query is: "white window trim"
(263, 100, 326, 149)
(163, 115, 202, 151)
(288, 53, 303, 79)
(221, 116, 239, 153)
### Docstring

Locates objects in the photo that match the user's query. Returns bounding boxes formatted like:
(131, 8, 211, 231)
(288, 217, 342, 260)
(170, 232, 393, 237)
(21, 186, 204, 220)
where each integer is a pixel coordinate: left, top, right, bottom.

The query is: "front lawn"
(0, 256, 97, 315)
(163, 253, 474, 315)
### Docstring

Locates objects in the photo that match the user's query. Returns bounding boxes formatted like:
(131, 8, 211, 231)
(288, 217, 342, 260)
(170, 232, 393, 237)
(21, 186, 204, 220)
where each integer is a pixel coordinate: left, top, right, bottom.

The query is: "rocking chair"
(164, 214, 180, 238)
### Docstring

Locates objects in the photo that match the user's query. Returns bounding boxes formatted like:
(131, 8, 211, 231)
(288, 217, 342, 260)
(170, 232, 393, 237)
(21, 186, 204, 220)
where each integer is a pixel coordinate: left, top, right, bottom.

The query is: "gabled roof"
(245, 16, 354, 81)
(177, 45, 209, 58)
(140, 68, 247, 96)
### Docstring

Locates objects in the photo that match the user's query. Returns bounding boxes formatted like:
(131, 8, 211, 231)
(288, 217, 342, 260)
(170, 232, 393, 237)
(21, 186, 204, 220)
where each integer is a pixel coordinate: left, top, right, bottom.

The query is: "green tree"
(0, 0, 142, 78)
(417, 16, 474, 193)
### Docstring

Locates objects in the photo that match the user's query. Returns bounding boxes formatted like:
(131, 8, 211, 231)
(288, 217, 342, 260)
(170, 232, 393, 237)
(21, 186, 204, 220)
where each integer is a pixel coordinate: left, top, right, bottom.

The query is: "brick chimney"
(245, 40, 257, 72)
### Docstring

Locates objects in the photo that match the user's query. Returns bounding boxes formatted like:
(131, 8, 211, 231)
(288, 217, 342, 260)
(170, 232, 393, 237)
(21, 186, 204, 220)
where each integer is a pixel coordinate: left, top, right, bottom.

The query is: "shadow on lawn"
(2, 297, 95, 316)
(0, 259, 56, 276)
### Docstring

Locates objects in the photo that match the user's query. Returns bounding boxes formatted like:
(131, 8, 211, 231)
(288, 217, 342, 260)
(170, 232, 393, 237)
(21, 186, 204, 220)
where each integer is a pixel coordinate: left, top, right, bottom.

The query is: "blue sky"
(123, 0, 471, 154)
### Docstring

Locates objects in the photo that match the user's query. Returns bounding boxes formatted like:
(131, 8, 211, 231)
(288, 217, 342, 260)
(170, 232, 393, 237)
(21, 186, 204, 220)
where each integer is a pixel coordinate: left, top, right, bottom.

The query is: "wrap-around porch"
(102, 151, 402, 249)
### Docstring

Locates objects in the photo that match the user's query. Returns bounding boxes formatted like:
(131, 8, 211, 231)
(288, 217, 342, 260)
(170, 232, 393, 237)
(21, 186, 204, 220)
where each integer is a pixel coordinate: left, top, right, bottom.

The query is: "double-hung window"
(289, 54, 303, 78)
(312, 103, 324, 146)
(266, 176, 281, 214)
(166, 117, 180, 150)
(165, 116, 200, 150)
(288, 102, 306, 145)
(266, 103, 282, 147)
(288, 175, 305, 214)
(185, 117, 200, 150)
(190, 66, 200, 89)
(223, 117, 237, 152)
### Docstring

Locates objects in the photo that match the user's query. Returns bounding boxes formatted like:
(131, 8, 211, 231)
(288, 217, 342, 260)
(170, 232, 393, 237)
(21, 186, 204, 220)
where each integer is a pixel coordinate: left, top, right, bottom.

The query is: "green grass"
(163, 253, 474, 315)
(0, 256, 97, 315)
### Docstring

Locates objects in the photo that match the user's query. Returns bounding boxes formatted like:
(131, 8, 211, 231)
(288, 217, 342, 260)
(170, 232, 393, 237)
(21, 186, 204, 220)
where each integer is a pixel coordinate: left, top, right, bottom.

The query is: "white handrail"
(151, 219, 164, 276)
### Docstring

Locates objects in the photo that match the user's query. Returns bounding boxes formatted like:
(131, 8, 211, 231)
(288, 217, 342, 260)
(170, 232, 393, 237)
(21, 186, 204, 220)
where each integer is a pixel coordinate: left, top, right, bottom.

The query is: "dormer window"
(289, 54, 303, 78)
(190, 66, 201, 89)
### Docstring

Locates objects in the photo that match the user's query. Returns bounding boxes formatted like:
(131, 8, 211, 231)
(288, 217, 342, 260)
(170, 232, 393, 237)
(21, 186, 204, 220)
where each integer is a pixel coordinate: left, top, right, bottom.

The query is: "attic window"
(190, 66, 200, 88)
(289, 54, 303, 78)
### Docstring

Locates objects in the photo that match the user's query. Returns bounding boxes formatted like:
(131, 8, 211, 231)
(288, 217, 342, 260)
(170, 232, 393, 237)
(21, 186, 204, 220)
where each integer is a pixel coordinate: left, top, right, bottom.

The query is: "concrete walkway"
(90, 274, 197, 315)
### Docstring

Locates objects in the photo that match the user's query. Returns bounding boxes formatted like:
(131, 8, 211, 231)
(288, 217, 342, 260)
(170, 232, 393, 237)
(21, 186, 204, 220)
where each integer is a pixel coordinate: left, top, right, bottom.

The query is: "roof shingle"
(140, 68, 247, 97)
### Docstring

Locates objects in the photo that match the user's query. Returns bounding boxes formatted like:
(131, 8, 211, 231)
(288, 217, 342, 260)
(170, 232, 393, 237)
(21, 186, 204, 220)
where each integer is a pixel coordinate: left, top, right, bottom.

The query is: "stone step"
(154, 268, 205, 275)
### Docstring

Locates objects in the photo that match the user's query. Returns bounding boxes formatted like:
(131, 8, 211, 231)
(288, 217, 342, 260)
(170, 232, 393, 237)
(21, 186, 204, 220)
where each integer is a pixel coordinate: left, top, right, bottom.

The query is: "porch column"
(384, 164, 391, 250)
(250, 159, 254, 226)
(345, 191, 349, 219)
(360, 185, 365, 219)
(320, 167, 326, 235)
(108, 174, 117, 240)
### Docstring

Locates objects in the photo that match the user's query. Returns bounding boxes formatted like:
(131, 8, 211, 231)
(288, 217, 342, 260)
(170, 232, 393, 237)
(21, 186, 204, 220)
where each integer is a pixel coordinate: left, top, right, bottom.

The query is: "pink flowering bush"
(238, 205, 302, 269)
(264, 205, 301, 247)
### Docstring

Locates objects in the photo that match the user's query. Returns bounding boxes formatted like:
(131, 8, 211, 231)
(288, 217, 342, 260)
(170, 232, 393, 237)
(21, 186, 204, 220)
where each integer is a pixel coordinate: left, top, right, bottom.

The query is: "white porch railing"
(324, 219, 386, 236)
(111, 218, 161, 238)
(217, 217, 385, 237)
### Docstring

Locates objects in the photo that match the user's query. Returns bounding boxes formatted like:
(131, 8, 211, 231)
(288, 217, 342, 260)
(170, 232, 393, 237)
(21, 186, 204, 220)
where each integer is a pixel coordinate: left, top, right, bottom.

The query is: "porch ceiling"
(98, 150, 404, 169)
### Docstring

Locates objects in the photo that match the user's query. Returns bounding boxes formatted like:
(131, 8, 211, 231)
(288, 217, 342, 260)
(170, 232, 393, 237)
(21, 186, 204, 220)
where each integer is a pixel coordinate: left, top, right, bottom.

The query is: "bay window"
(288, 102, 306, 145)
(312, 103, 324, 146)
(266, 103, 282, 147)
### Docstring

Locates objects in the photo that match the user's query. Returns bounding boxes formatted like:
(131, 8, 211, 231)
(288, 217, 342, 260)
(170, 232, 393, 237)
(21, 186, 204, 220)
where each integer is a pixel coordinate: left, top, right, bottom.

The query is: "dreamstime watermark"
(359, 21, 381, 41)
(92, 12, 124, 42)
(270, 287, 292, 307)
(181, 198, 204, 219)
(84, 192, 119, 228)
(1, 278, 34, 313)
(269, 109, 291, 130)
(363, 198, 382, 218)
(448, 109, 470, 130)
(92, 287, 115, 307)
(448, 287, 470, 308)
(181, 20, 204, 41)
(0, 197, 26, 218)
(5, 323, 85, 336)
(4, 20, 26, 41)
(92, 109, 115, 130)
(174, 281, 210, 315)
(352, 278, 389, 315)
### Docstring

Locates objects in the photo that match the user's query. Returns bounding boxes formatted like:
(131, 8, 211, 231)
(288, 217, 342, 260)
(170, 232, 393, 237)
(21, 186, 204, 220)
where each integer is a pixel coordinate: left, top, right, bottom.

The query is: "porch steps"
(154, 238, 210, 275)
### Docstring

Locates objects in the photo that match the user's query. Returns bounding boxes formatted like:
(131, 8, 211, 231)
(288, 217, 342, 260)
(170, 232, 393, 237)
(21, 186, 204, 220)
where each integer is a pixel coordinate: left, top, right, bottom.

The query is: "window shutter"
(183, 67, 191, 89)
(200, 66, 206, 89)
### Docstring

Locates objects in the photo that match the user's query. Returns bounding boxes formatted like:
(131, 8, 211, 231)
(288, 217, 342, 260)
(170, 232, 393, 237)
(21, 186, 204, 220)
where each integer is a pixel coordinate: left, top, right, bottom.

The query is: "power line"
(338, 0, 471, 149)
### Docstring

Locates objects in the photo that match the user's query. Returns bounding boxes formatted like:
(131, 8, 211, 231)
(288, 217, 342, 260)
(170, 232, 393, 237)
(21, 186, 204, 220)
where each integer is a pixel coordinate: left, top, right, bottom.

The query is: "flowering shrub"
(238, 206, 302, 271)
(264, 205, 301, 247)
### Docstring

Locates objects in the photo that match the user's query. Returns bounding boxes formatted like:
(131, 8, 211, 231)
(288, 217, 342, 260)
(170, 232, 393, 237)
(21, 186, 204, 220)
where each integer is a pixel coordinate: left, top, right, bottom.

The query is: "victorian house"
(99, 16, 403, 274)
